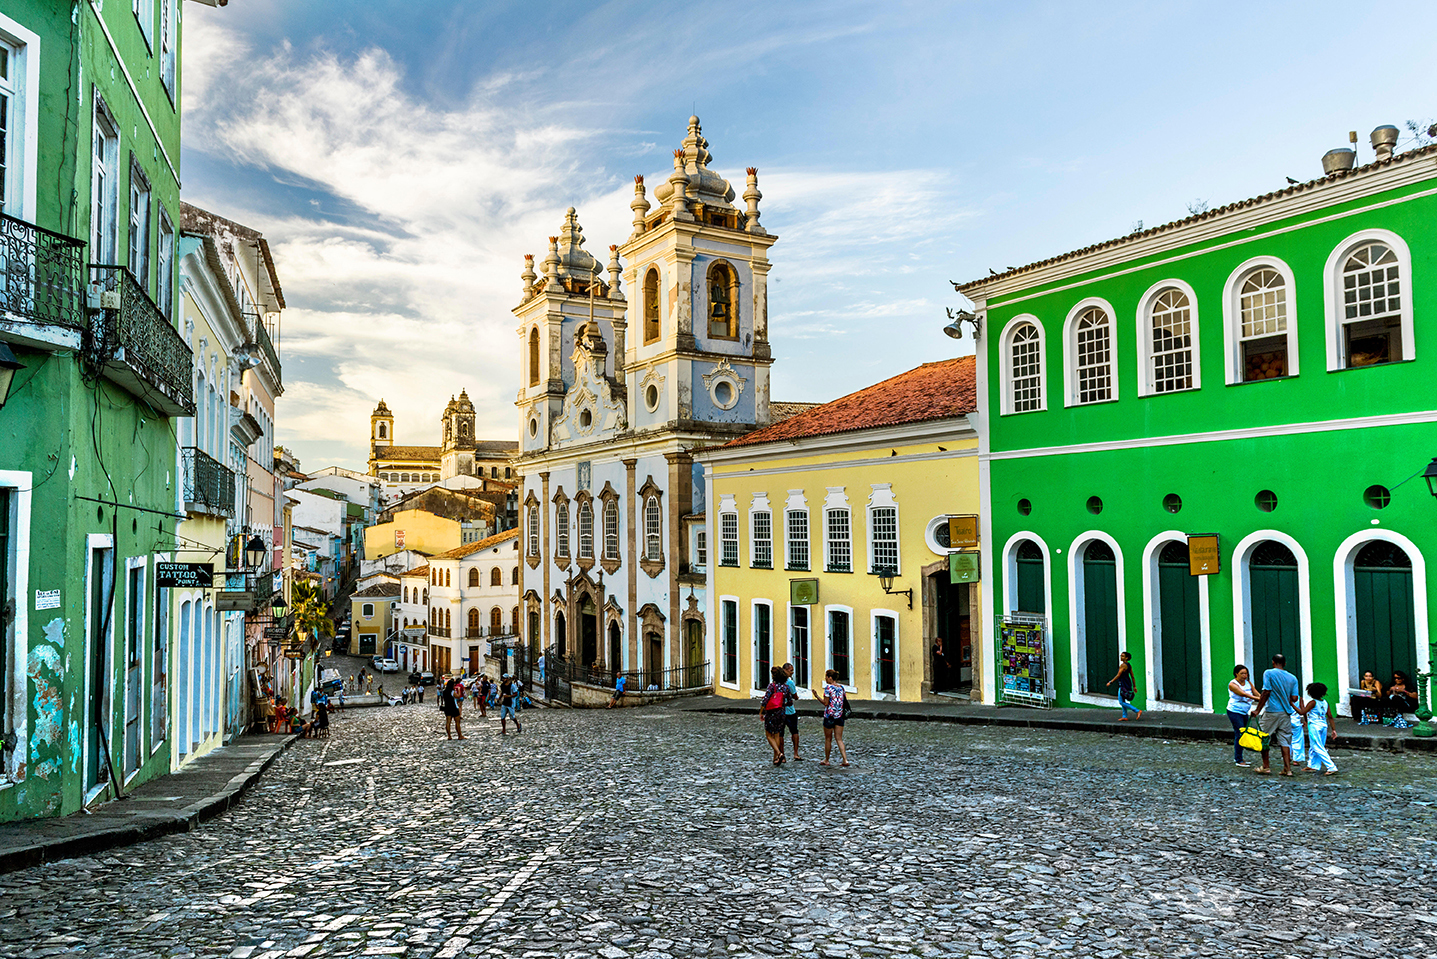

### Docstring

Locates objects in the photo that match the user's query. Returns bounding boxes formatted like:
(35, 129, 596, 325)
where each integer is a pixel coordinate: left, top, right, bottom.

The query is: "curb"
(0, 734, 299, 875)
(675, 704, 1425, 753)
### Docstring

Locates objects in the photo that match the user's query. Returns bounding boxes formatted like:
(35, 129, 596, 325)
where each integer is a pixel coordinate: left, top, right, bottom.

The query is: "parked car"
(319, 668, 343, 694)
(373, 657, 401, 673)
(419, 671, 435, 686)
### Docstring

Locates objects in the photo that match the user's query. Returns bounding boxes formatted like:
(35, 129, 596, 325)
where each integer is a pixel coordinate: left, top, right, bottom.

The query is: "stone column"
(540, 471, 550, 654)
(665, 450, 693, 673)
(624, 459, 638, 673)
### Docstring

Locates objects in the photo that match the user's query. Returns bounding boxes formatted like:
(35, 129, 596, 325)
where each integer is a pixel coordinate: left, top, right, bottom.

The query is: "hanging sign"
(156, 562, 215, 589)
(283, 649, 303, 659)
(789, 579, 819, 606)
(1187, 534, 1220, 576)
(949, 551, 980, 584)
(215, 591, 255, 611)
(999, 618, 1049, 708)
(948, 515, 979, 549)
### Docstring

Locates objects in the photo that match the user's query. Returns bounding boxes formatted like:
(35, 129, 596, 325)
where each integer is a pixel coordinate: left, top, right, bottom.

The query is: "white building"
(420, 530, 521, 676)
(515, 117, 779, 684)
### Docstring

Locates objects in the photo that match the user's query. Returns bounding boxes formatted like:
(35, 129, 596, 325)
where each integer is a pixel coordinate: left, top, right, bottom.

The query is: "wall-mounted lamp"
(943, 309, 981, 341)
(245, 535, 266, 569)
(875, 567, 913, 610)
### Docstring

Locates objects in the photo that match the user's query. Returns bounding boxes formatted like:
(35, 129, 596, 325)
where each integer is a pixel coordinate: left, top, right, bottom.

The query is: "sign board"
(264, 625, 288, 640)
(1187, 534, 1220, 576)
(948, 515, 979, 549)
(215, 591, 255, 612)
(156, 562, 215, 589)
(999, 617, 1050, 708)
(34, 589, 60, 610)
(283, 649, 303, 659)
(949, 551, 980, 584)
(395, 529, 405, 549)
(789, 578, 819, 606)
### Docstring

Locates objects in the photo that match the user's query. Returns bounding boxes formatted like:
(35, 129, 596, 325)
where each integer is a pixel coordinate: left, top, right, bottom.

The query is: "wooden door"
(1157, 541, 1202, 705)
(1249, 540, 1300, 685)
(1354, 540, 1416, 683)
(1082, 541, 1119, 693)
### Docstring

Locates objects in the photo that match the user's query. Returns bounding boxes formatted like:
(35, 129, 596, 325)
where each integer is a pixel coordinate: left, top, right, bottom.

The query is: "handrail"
(182, 446, 237, 518)
(88, 264, 195, 413)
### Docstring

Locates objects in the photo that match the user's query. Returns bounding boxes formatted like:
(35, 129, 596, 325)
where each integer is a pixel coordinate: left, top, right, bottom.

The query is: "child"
(1298, 682, 1337, 775)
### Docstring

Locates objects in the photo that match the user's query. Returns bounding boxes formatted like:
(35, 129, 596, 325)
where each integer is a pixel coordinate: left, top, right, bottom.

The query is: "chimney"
(1370, 124, 1399, 161)
(1322, 148, 1356, 176)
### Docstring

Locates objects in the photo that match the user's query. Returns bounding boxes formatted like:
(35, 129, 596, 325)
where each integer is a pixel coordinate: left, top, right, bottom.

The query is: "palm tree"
(290, 579, 330, 647)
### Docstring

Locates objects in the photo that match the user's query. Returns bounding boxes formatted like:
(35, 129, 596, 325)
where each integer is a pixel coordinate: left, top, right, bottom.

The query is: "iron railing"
(429, 627, 451, 638)
(252, 313, 281, 387)
(0, 213, 86, 328)
(88, 265, 195, 414)
(466, 627, 518, 639)
(539, 646, 711, 705)
(182, 446, 237, 518)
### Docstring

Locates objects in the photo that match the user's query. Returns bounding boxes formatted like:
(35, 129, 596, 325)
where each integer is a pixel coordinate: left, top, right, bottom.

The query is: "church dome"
(652, 116, 737, 209)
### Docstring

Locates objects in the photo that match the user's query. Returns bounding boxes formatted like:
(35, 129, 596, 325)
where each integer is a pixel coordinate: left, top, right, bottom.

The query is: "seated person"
(1351, 670, 1383, 722)
(1385, 671, 1418, 717)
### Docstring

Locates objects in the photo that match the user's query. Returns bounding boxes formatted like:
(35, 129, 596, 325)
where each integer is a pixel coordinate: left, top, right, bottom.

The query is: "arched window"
(528, 327, 540, 386)
(1148, 287, 1194, 394)
(1069, 305, 1113, 404)
(445, 569, 451, 587)
(579, 501, 594, 558)
(645, 496, 662, 561)
(511, 567, 519, 585)
(378, 422, 387, 439)
(1005, 319, 1044, 414)
(490, 567, 502, 586)
(505, 467, 512, 479)
(467, 607, 479, 636)
(512, 605, 520, 633)
(444, 608, 451, 629)
(643, 267, 661, 344)
(401, 473, 411, 483)
(1234, 265, 1290, 382)
(706, 261, 738, 339)
(604, 499, 620, 560)
(491, 607, 503, 633)
(430, 569, 436, 585)
(468, 567, 479, 587)
(421, 588, 427, 604)
(402, 587, 409, 604)
(1336, 239, 1407, 368)
(1014, 539, 1045, 614)
(527, 505, 540, 557)
(556, 503, 570, 557)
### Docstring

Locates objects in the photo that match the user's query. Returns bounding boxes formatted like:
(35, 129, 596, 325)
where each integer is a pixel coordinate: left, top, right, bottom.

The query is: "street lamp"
(943, 308, 981, 340)
(0, 341, 24, 409)
(245, 535, 266, 570)
(1424, 458, 1437, 499)
(875, 567, 913, 610)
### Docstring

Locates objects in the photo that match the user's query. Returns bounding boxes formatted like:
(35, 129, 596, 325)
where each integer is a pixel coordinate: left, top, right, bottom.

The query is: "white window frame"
(1066, 530, 1127, 707)
(751, 599, 774, 694)
(361, 603, 375, 618)
(788, 603, 811, 690)
(133, 0, 155, 50)
(0, 470, 32, 788)
(527, 505, 540, 558)
(1222, 256, 1299, 385)
(1139, 531, 1213, 714)
(156, 206, 175, 318)
(718, 595, 740, 690)
(822, 487, 851, 574)
(642, 496, 660, 561)
(999, 315, 1047, 415)
(1135, 279, 1202, 397)
(159, 0, 177, 100)
(866, 483, 899, 575)
(1230, 529, 1314, 695)
(694, 528, 707, 570)
(555, 502, 569, 557)
(0, 17, 39, 220)
(749, 493, 772, 569)
(91, 97, 120, 265)
(783, 490, 809, 570)
(1332, 529, 1429, 718)
(605, 499, 622, 561)
(718, 497, 739, 567)
(824, 604, 856, 693)
(1062, 297, 1118, 407)
(122, 555, 147, 782)
(128, 158, 152, 291)
(82, 532, 115, 800)
(870, 608, 900, 699)
(1323, 228, 1415, 370)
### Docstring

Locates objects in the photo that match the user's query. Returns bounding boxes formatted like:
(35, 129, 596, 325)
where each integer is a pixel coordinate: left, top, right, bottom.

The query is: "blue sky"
(180, 0, 1437, 470)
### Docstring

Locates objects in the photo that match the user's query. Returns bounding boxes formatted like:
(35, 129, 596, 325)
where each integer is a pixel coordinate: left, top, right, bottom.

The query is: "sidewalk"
(668, 695, 1435, 752)
(0, 733, 297, 875)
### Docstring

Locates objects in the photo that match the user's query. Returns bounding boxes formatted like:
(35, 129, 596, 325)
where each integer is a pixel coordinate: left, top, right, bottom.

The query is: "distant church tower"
(368, 399, 394, 475)
(440, 389, 478, 477)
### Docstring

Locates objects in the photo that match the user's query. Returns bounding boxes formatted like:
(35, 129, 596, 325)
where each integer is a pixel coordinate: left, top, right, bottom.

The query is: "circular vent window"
(645, 384, 660, 411)
(579, 409, 593, 429)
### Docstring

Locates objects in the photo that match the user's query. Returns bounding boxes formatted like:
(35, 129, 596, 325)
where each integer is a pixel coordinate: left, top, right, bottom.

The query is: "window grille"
(1010, 322, 1042, 412)
(644, 497, 661, 561)
(786, 510, 809, 570)
(720, 512, 739, 566)
(695, 530, 707, 567)
(1344, 242, 1400, 321)
(869, 506, 898, 572)
(826, 509, 851, 572)
(605, 500, 621, 560)
(555, 503, 569, 556)
(1150, 288, 1192, 393)
(751, 511, 772, 568)
(578, 502, 594, 558)
(526, 507, 539, 557)
(1074, 307, 1112, 403)
(1239, 268, 1288, 380)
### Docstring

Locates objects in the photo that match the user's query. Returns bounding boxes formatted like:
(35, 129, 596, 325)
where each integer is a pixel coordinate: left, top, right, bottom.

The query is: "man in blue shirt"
(782, 662, 802, 761)
(607, 672, 626, 708)
(1253, 652, 1300, 776)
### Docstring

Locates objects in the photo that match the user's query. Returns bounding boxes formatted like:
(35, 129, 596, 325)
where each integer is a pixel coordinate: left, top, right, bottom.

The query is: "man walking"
(782, 662, 802, 760)
(1253, 652, 1300, 776)
(499, 674, 523, 734)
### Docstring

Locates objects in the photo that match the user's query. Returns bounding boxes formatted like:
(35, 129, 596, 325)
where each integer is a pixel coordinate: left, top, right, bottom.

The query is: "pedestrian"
(1226, 664, 1260, 767)
(499, 674, 523, 734)
(1299, 682, 1338, 775)
(476, 675, 490, 718)
(537, 653, 546, 683)
(315, 692, 330, 738)
(607, 672, 626, 708)
(1106, 650, 1142, 721)
(781, 662, 802, 760)
(815, 669, 850, 767)
(760, 666, 788, 765)
(417, 680, 425, 704)
(1253, 652, 1300, 776)
(441, 676, 465, 740)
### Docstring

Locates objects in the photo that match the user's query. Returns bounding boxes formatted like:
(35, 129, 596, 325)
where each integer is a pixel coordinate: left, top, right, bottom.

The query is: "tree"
(290, 579, 330, 646)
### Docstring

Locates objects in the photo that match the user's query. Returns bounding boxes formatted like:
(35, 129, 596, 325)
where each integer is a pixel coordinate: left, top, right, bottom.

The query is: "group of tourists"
(436, 673, 528, 740)
(1227, 653, 1337, 776)
(758, 662, 852, 767)
(1351, 669, 1419, 725)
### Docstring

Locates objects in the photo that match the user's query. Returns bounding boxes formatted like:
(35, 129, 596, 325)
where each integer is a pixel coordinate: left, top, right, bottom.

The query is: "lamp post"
(1409, 458, 1437, 737)
(876, 567, 913, 610)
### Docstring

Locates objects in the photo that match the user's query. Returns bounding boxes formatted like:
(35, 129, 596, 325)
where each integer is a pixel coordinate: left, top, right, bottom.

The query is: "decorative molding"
(701, 357, 747, 410)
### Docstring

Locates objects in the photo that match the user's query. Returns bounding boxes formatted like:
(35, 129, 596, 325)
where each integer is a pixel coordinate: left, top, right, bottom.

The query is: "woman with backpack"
(816, 669, 850, 766)
(760, 666, 789, 765)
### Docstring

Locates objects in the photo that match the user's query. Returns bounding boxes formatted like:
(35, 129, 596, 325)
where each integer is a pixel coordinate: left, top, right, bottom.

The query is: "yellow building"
(364, 508, 464, 562)
(350, 583, 399, 658)
(697, 358, 979, 703)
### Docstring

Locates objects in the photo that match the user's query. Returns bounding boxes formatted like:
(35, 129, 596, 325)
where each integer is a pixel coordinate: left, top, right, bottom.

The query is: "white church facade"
(515, 117, 780, 685)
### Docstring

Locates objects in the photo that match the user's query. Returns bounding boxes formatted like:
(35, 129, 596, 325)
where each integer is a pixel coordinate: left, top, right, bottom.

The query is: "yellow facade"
(350, 587, 397, 657)
(702, 422, 981, 703)
(363, 509, 461, 561)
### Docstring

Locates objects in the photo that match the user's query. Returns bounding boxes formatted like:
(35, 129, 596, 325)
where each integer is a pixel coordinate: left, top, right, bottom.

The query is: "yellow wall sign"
(790, 579, 819, 606)
(949, 551, 980, 583)
(1188, 534, 1220, 576)
(948, 515, 979, 549)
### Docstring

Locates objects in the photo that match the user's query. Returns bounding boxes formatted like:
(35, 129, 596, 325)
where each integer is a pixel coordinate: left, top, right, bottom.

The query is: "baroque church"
(368, 392, 518, 493)
(516, 116, 809, 683)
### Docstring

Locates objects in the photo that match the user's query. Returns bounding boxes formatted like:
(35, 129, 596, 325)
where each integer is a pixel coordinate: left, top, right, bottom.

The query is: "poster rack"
(997, 613, 1051, 708)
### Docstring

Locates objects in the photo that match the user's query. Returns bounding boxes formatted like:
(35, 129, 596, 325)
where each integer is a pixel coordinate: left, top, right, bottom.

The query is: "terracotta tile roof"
(401, 564, 430, 578)
(770, 401, 822, 422)
(958, 143, 1437, 292)
(723, 356, 976, 449)
(373, 446, 442, 461)
(431, 529, 520, 560)
(353, 583, 401, 597)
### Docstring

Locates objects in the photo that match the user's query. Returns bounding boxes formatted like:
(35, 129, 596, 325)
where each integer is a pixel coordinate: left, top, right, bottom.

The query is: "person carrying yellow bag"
(1226, 664, 1262, 766)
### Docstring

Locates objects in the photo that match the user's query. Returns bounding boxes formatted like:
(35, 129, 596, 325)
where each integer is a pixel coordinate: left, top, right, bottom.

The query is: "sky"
(179, 0, 1437, 471)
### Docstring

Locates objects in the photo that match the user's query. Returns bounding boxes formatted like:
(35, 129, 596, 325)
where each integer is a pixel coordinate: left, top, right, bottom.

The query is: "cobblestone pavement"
(4, 703, 1436, 959)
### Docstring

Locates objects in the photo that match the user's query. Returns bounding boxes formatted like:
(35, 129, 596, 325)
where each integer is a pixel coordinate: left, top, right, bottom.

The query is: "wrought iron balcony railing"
(248, 311, 282, 388)
(0, 213, 86, 329)
(182, 446, 237, 518)
(87, 265, 195, 416)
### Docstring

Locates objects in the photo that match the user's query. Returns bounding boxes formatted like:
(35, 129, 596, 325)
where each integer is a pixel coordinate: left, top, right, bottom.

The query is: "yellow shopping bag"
(1237, 718, 1268, 752)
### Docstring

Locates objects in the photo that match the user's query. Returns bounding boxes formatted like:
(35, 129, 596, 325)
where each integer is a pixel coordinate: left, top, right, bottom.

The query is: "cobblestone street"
(4, 704, 1435, 959)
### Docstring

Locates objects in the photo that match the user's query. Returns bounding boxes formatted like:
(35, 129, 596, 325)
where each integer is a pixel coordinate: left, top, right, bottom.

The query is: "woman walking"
(816, 669, 850, 767)
(442, 676, 465, 740)
(477, 675, 491, 719)
(760, 666, 789, 765)
(1226, 665, 1259, 767)
(1106, 651, 1142, 721)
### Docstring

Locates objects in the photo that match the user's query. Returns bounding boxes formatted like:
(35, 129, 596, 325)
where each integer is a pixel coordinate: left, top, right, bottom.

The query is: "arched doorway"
(1015, 540, 1045, 613)
(580, 596, 598, 666)
(1156, 540, 1202, 705)
(554, 611, 567, 658)
(930, 568, 971, 693)
(684, 619, 705, 688)
(1249, 540, 1300, 684)
(645, 631, 664, 688)
(608, 622, 622, 674)
(1354, 540, 1416, 684)
(1080, 541, 1119, 694)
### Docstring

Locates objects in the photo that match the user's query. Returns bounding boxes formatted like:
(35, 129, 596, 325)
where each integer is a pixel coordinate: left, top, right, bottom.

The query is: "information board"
(948, 515, 979, 549)
(949, 551, 980, 583)
(790, 578, 819, 605)
(156, 562, 215, 589)
(1188, 533, 1220, 575)
(998, 615, 1050, 708)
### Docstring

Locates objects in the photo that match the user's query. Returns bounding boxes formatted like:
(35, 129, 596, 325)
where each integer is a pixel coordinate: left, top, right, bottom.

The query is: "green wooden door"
(1082, 541, 1119, 694)
(1157, 541, 1203, 705)
(1354, 541, 1416, 684)
(1249, 541, 1300, 685)
(1015, 540, 1045, 614)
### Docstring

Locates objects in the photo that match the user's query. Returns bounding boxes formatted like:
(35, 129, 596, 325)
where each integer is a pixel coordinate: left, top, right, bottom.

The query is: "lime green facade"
(964, 149, 1437, 717)
(0, 0, 190, 821)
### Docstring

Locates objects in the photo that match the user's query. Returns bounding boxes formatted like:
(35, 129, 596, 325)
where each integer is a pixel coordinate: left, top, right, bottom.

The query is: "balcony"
(182, 447, 237, 518)
(0, 213, 86, 346)
(248, 312, 282, 388)
(87, 265, 195, 416)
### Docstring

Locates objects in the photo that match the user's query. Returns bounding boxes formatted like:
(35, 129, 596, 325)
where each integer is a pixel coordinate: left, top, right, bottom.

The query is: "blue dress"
(1306, 700, 1336, 772)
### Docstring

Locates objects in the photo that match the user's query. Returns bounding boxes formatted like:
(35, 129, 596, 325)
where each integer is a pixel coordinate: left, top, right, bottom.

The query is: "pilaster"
(624, 458, 638, 672)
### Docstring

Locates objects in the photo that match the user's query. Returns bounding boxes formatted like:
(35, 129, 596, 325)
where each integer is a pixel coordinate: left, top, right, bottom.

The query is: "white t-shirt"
(1226, 680, 1255, 715)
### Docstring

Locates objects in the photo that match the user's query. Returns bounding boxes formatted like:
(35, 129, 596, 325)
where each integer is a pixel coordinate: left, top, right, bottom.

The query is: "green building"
(961, 132, 1436, 719)
(0, 0, 202, 821)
